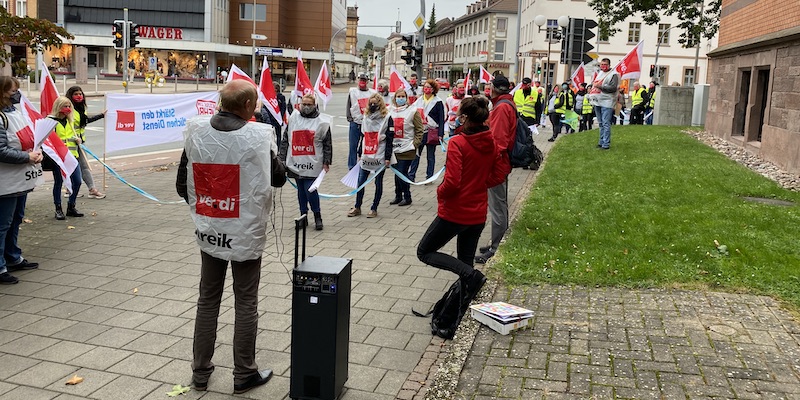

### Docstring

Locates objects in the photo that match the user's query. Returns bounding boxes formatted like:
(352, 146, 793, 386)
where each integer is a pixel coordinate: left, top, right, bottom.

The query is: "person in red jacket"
(417, 96, 510, 305)
(475, 75, 516, 264)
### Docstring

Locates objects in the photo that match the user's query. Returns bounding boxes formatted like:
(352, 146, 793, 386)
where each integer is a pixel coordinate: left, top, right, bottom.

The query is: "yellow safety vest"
(631, 88, 646, 107)
(513, 89, 538, 118)
(54, 119, 80, 158)
(72, 110, 86, 142)
(556, 92, 573, 114)
(648, 90, 656, 108)
(582, 96, 593, 114)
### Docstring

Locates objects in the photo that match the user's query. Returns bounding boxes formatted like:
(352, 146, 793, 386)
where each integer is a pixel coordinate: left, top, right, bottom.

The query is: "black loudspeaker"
(290, 254, 352, 400)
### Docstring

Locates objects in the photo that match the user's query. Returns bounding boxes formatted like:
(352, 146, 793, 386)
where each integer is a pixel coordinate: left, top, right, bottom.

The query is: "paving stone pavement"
(0, 130, 539, 399)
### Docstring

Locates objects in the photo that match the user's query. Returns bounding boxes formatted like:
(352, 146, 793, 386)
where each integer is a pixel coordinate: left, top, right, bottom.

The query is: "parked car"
(435, 78, 450, 90)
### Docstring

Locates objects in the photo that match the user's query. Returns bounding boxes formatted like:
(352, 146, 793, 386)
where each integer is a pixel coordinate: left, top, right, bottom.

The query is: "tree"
(364, 40, 374, 51)
(0, 6, 73, 66)
(427, 5, 438, 34)
(587, 0, 720, 47)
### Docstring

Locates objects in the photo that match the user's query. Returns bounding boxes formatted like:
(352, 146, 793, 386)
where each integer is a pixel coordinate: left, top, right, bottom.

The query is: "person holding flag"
(346, 72, 376, 170)
(445, 81, 466, 136)
(0, 76, 43, 284)
(66, 86, 106, 199)
(587, 57, 620, 149)
(279, 94, 332, 231)
(407, 73, 422, 104)
(409, 79, 444, 182)
(47, 97, 84, 220)
(388, 88, 423, 207)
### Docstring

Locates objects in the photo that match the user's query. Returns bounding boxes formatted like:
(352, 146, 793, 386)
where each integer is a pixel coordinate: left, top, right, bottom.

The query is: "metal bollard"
(174, 75, 178, 93)
(95, 75, 98, 94)
(196, 75, 199, 91)
(62, 75, 67, 93)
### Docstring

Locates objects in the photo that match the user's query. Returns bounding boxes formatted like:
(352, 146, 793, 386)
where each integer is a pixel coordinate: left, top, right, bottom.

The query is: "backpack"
(530, 144, 544, 171)
(498, 100, 535, 168)
(413, 279, 469, 339)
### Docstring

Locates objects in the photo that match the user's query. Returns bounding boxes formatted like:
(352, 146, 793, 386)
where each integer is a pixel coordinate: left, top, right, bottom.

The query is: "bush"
(27, 70, 55, 83)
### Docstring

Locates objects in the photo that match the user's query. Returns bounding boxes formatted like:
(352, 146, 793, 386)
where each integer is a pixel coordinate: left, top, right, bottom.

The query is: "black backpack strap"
(497, 99, 519, 116)
(411, 307, 433, 317)
(0, 111, 7, 131)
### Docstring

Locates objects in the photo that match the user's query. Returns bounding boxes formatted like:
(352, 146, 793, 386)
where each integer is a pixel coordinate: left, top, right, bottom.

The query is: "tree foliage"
(364, 40, 374, 50)
(427, 5, 437, 34)
(0, 6, 73, 66)
(587, 0, 720, 47)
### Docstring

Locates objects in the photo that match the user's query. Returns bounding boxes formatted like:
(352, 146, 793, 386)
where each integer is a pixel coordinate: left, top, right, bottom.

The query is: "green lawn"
(498, 126, 800, 307)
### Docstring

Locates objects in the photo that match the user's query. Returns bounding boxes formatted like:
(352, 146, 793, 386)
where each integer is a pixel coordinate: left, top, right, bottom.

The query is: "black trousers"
(417, 216, 484, 279)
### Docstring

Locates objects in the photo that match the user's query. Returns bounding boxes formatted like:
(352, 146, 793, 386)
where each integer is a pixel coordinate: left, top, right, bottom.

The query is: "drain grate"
(741, 196, 795, 206)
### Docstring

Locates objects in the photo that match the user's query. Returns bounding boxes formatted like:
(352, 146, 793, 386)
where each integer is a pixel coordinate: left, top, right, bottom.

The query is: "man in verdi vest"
(176, 80, 281, 394)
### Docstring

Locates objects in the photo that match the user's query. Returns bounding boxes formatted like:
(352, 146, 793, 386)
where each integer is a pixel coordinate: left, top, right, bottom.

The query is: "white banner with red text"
(103, 92, 220, 153)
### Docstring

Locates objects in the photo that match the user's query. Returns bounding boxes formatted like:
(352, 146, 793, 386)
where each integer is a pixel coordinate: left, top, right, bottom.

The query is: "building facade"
(451, 0, 518, 82)
(22, 0, 357, 83)
(424, 18, 454, 81)
(705, 0, 800, 174)
(518, 0, 717, 92)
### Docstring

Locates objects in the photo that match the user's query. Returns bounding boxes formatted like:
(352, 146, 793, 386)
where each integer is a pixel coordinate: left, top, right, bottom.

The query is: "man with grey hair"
(587, 57, 620, 149)
(377, 79, 392, 106)
(176, 79, 283, 394)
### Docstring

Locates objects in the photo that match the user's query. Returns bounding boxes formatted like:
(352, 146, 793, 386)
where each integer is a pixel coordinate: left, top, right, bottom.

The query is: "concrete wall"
(653, 86, 694, 126)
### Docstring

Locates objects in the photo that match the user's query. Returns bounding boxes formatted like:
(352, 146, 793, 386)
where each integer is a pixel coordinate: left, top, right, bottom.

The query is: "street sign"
(256, 47, 283, 56)
(251, 33, 267, 40)
(462, 61, 468, 73)
(478, 51, 488, 62)
(413, 13, 425, 32)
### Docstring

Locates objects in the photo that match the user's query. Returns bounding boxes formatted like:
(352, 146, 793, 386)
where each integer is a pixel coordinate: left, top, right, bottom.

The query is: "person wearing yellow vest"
(66, 86, 106, 199)
(645, 81, 657, 125)
(513, 77, 539, 126)
(576, 83, 593, 132)
(548, 82, 575, 142)
(630, 82, 647, 125)
(47, 97, 83, 220)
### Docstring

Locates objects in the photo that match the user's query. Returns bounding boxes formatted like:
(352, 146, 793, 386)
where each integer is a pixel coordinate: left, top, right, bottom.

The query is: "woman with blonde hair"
(388, 88, 422, 206)
(47, 96, 83, 220)
(348, 93, 394, 218)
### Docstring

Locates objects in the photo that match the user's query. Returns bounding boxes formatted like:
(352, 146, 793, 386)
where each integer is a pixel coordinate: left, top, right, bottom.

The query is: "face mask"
(300, 105, 316, 116)
(60, 107, 72, 115)
(484, 90, 491, 97)
(423, 87, 433, 95)
(72, 94, 84, 103)
(562, 85, 569, 92)
(358, 81, 367, 90)
(395, 97, 407, 106)
(9, 90, 21, 104)
(454, 115, 463, 129)
(456, 89, 465, 97)
(368, 104, 380, 113)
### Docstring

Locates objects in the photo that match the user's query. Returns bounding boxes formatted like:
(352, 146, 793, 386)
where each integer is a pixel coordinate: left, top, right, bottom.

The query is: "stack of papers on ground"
(469, 302, 534, 335)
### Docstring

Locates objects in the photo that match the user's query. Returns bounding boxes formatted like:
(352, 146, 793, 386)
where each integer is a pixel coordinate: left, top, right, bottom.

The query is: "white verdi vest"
(348, 88, 376, 124)
(184, 115, 274, 262)
(389, 106, 417, 154)
(286, 112, 330, 178)
(359, 112, 393, 172)
(0, 109, 42, 197)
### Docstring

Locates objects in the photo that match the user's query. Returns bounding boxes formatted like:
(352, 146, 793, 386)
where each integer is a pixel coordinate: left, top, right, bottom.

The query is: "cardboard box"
(470, 308, 533, 335)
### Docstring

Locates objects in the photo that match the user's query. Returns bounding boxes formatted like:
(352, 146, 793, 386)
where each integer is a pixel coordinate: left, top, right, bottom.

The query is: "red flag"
(614, 40, 644, 81)
(571, 63, 586, 89)
(314, 60, 333, 110)
(294, 50, 314, 98)
(388, 65, 411, 93)
(478, 66, 492, 84)
(464, 69, 471, 88)
(226, 64, 256, 86)
(591, 70, 598, 84)
(258, 57, 283, 125)
(21, 93, 79, 193)
(373, 62, 380, 91)
(40, 60, 59, 116)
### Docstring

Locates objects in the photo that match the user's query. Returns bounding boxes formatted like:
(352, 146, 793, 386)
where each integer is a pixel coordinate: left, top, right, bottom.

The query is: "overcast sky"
(351, 0, 472, 37)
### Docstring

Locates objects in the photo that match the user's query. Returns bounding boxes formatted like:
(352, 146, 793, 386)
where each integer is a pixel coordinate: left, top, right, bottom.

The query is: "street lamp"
(653, 25, 678, 85)
(534, 15, 569, 93)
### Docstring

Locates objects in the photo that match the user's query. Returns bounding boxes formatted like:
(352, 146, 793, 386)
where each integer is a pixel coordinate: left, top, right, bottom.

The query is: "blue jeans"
(295, 177, 321, 215)
(52, 166, 82, 206)
(409, 144, 437, 181)
(597, 106, 614, 149)
(348, 122, 361, 170)
(0, 196, 19, 274)
(393, 159, 413, 201)
(354, 168, 385, 211)
(645, 108, 654, 125)
(3, 194, 26, 267)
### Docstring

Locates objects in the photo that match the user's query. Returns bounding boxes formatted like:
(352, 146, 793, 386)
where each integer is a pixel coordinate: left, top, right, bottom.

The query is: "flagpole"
(103, 94, 107, 192)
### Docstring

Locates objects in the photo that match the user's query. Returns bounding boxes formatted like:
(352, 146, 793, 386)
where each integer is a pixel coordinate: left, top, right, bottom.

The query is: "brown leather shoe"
(366, 210, 378, 218)
(347, 207, 361, 217)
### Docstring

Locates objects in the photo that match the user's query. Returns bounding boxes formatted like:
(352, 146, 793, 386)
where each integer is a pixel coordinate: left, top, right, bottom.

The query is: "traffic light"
(412, 44, 423, 67)
(536, 63, 541, 75)
(561, 18, 597, 65)
(400, 34, 414, 66)
(112, 21, 124, 49)
(649, 64, 656, 77)
(128, 22, 140, 48)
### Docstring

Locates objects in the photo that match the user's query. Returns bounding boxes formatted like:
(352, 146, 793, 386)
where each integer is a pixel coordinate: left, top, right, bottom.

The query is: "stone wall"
(653, 86, 694, 126)
(719, 0, 800, 46)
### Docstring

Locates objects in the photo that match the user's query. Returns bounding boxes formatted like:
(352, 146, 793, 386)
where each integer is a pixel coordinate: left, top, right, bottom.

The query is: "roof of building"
(454, 0, 518, 24)
(426, 18, 454, 38)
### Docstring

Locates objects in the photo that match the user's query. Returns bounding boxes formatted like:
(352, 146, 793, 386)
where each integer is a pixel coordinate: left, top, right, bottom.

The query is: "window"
(628, 22, 641, 43)
(546, 19, 559, 42)
(15, 0, 25, 16)
(683, 68, 696, 86)
(494, 40, 505, 61)
(658, 24, 670, 45)
(0, 0, 8, 10)
(497, 17, 507, 36)
(239, 3, 266, 21)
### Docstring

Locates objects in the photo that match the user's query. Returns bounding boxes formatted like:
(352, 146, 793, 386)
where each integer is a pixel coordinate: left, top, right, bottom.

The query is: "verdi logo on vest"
(357, 98, 369, 115)
(393, 117, 405, 138)
(291, 130, 316, 156)
(193, 163, 240, 218)
(116, 110, 135, 131)
(363, 131, 379, 155)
